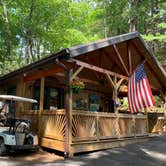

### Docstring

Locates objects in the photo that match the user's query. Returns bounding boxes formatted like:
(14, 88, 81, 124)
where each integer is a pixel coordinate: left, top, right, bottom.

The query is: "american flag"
(128, 63, 155, 113)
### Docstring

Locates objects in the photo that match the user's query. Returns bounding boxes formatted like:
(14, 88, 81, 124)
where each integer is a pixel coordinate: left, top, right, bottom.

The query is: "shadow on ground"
(0, 135, 166, 166)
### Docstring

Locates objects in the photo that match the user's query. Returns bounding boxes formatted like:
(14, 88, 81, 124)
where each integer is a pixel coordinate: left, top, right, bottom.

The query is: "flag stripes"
(128, 64, 155, 113)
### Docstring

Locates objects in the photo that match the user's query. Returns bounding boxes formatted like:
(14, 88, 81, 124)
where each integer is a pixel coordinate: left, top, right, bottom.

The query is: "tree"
(0, 0, 165, 76)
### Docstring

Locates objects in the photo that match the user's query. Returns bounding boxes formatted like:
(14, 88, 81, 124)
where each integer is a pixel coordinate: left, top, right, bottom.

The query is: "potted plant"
(70, 79, 85, 94)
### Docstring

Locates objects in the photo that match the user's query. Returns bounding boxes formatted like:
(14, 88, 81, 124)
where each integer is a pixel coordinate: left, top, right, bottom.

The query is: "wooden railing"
(72, 111, 147, 142)
(20, 110, 148, 143)
(20, 110, 39, 133)
(150, 107, 166, 113)
(20, 109, 66, 142)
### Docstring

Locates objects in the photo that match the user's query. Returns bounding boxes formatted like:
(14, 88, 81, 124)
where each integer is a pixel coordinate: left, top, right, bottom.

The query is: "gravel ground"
(0, 135, 166, 166)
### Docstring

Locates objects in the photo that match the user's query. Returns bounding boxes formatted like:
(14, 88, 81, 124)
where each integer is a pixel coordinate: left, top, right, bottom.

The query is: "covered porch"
(0, 32, 165, 157)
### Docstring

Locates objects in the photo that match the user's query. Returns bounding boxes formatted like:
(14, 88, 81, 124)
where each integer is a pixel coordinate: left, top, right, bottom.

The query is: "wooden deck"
(20, 110, 148, 154)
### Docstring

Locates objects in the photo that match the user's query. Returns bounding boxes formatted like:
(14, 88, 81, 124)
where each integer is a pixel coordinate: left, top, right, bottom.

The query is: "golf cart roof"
(0, 95, 37, 103)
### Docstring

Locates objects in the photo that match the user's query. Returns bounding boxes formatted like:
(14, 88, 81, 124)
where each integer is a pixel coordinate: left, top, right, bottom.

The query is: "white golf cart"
(0, 95, 39, 155)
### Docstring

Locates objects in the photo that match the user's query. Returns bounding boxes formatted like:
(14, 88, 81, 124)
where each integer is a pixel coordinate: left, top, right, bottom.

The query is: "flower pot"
(72, 88, 81, 94)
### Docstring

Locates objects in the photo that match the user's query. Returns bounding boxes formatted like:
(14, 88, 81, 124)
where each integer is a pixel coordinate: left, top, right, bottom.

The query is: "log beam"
(105, 73, 115, 88)
(73, 59, 128, 80)
(113, 44, 129, 76)
(127, 42, 132, 75)
(70, 66, 84, 81)
(23, 66, 64, 82)
(117, 78, 125, 90)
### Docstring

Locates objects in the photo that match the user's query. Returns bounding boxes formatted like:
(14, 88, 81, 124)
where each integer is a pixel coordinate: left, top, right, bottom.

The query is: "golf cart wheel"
(0, 138, 8, 156)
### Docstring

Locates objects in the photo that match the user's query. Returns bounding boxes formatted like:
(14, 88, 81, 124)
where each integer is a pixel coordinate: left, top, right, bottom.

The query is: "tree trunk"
(1, 0, 11, 63)
(24, 0, 35, 64)
(129, 0, 141, 32)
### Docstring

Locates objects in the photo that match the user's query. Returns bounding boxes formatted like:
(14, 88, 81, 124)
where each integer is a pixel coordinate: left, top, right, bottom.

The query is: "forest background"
(0, 0, 165, 76)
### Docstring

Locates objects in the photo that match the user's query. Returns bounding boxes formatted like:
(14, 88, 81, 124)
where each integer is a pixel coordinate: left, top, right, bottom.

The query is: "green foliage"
(0, 0, 165, 76)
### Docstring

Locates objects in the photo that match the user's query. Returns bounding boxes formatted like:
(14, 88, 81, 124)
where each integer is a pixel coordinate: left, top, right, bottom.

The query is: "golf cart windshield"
(0, 95, 38, 127)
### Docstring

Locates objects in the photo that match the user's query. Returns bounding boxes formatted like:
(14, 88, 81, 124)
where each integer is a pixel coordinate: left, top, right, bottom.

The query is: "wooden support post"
(113, 75, 118, 113)
(113, 75, 120, 138)
(38, 77, 45, 136)
(70, 66, 84, 81)
(16, 78, 25, 117)
(132, 115, 136, 138)
(96, 112, 100, 141)
(65, 69, 73, 158)
(145, 109, 149, 134)
(20, 81, 26, 114)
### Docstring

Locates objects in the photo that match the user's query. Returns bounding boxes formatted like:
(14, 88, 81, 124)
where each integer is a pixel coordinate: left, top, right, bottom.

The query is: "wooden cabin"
(0, 32, 165, 157)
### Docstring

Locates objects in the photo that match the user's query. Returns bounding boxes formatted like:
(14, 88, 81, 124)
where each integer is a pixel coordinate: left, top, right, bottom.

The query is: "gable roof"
(0, 32, 165, 92)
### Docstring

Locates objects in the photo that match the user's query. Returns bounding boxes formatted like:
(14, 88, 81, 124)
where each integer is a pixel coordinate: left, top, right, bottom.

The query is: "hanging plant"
(70, 79, 85, 94)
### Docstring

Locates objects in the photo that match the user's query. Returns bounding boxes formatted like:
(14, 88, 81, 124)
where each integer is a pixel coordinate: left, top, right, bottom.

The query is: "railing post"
(38, 76, 45, 138)
(65, 69, 73, 158)
(145, 109, 149, 134)
(115, 112, 120, 139)
(96, 112, 100, 141)
(132, 115, 136, 138)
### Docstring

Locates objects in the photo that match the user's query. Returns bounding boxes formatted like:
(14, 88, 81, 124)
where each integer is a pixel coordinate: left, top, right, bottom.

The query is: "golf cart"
(0, 95, 39, 155)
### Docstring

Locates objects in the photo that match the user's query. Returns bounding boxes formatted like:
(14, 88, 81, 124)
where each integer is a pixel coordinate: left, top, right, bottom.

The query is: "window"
(89, 94, 100, 112)
(33, 86, 64, 110)
(73, 93, 88, 110)
(7, 86, 16, 114)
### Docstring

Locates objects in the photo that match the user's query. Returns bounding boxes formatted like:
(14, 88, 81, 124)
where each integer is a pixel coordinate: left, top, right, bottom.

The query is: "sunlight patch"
(141, 148, 166, 161)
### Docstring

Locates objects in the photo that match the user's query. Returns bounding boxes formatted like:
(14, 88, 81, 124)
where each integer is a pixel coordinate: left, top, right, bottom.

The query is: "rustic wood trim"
(73, 137, 97, 142)
(71, 137, 148, 154)
(96, 112, 100, 141)
(23, 66, 64, 82)
(39, 77, 45, 111)
(65, 69, 73, 158)
(105, 73, 115, 88)
(113, 44, 129, 76)
(117, 78, 125, 90)
(73, 59, 128, 80)
(41, 137, 65, 152)
(145, 108, 149, 133)
(70, 66, 84, 81)
(38, 77, 45, 136)
(128, 42, 132, 75)
(132, 115, 136, 138)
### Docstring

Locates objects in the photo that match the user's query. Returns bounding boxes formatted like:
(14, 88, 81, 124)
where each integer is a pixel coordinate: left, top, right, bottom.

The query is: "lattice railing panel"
(154, 118, 165, 133)
(135, 118, 147, 135)
(149, 117, 165, 133)
(72, 112, 96, 141)
(98, 116, 117, 138)
(40, 110, 66, 141)
(19, 111, 38, 133)
(119, 117, 134, 137)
